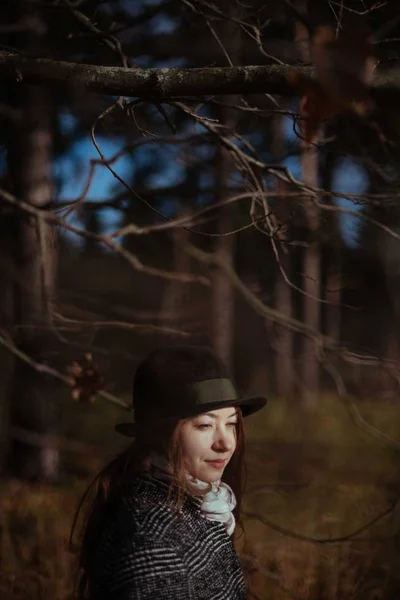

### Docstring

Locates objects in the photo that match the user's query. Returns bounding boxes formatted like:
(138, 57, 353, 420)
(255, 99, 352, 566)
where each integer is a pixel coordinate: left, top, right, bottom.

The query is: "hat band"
(133, 378, 239, 425)
(188, 378, 238, 405)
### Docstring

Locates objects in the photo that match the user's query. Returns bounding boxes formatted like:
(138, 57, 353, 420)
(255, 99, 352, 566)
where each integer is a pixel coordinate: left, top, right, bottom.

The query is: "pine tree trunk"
(322, 153, 342, 345)
(210, 3, 241, 372)
(5, 1, 59, 481)
(302, 260, 320, 401)
(160, 212, 191, 325)
(7, 82, 59, 482)
(295, 14, 321, 406)
(271, 115, 294, 399)
(212, 200, 235, 371)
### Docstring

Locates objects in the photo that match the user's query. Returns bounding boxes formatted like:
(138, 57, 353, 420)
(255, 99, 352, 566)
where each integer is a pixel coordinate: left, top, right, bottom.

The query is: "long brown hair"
(70, 409, 246, 600)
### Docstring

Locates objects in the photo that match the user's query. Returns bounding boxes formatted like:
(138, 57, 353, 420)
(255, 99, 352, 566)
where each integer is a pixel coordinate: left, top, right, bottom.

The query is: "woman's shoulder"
(102, 474, 203, 545)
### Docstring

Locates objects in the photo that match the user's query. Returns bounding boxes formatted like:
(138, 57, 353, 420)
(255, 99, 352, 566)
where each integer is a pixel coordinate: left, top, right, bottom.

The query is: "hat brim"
(114, 395, 267, 438)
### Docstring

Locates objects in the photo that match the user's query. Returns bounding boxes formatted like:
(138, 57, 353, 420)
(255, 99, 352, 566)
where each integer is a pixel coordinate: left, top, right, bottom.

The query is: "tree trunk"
(210, 3, 241, 372)
(300, 147, 320, 407)
(325, 271, 341, 341)
(295, 12, 321, 406)
(212, 205, 235, 371)
(5, 1, 59, 481)
(322, 153, 342, 345)
(271, 114, 295, 399)
(160, 211, 191, 325)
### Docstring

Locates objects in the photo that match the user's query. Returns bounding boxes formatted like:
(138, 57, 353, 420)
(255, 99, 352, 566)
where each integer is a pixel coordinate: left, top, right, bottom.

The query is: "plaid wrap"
(90, 475, 246, 600)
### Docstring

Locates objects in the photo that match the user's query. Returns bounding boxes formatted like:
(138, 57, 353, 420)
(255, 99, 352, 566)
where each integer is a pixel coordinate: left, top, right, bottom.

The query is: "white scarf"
(149, 453, 237, 537)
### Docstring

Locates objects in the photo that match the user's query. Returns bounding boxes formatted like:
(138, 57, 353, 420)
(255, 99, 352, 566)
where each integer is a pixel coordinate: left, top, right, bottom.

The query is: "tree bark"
(211, 194, 235, 371)
(271, 114, 295, 399)
(295, 11, 321, 406)
(4, 2, 59, 481)
(301, 196, 320, 406)
(0, 51, 398, 103)
(322, 153, 342, 345)
(7, 82, 60, 482)
(160, 212, 191, 325)
(210, 2, 241, 372)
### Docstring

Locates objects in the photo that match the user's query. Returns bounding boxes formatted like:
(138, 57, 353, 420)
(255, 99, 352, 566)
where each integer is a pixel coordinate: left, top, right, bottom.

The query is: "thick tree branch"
(1, 50, 399, 103)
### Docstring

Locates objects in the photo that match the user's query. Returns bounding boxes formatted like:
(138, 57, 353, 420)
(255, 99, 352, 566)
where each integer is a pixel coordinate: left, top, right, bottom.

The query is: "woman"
(71, 345, 267, 600)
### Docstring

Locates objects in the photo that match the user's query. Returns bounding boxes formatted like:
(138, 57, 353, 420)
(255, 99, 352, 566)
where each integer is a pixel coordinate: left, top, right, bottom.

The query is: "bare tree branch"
(1, 50, 400, 102)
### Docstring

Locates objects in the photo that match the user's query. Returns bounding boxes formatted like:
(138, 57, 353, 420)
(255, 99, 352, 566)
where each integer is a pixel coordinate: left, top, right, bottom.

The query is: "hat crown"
(132, 345, 231, 421)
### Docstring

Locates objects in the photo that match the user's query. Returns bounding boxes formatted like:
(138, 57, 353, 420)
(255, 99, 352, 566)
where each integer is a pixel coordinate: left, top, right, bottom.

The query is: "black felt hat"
(115, 345, 267, 437)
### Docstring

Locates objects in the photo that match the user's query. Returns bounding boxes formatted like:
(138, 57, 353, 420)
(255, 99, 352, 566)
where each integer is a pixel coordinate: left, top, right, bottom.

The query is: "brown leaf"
(287, 21, 375, 144)
(287, 71, 337, 144)
(68, 353, 104, 403)
(299, 82, 337, 144)
(312, 23, 374, 116)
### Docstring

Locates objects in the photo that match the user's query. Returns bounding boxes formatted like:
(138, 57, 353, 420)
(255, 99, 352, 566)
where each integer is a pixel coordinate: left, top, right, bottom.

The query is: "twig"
(52, 312, 192, 338)
(0, 332, 128, 409)
(242, 499, 398, 545)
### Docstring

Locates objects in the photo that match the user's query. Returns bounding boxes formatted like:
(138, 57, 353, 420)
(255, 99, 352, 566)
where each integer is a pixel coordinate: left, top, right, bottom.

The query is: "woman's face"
(179, 406, 238, 482)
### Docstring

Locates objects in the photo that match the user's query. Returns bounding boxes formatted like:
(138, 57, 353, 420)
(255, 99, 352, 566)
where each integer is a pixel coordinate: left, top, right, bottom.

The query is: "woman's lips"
(206, 459, 227, 469)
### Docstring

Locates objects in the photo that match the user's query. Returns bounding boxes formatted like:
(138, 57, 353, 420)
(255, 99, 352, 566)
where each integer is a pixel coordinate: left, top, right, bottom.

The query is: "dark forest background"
(2, 1, 400, 598)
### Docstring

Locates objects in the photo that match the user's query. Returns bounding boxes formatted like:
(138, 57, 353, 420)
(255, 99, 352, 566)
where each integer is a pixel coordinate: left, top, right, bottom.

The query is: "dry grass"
(0, 480, 85, 600)
(238, 394, 400, 599)
(240, 486, 398, 600)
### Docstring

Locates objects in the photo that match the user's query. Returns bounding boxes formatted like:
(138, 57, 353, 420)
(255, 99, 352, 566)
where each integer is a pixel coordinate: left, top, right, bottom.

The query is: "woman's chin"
(195, 466, 226, 483)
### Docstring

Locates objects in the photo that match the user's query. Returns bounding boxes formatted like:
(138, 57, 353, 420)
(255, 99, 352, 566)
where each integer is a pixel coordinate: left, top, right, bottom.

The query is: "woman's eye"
(197, 423, 212, 430)
(228, 422, 237, 428)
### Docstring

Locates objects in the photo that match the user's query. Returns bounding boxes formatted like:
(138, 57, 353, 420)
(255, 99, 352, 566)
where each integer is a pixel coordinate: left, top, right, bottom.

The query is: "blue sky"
(54, 136, 131, 240)
(55, 115, 368, 248)
(54, 132, 191, 244)
(282, 152, 367, 247)
(332, 158, 368, 246)
(283, 115, 367, 247)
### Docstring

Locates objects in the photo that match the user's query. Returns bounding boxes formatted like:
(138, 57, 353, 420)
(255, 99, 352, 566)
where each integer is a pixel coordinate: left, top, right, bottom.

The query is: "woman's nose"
(213, 427, 235, 451)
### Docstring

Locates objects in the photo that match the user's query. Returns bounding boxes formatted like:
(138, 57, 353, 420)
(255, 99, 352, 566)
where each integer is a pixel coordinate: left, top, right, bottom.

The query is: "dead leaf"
(287, 22, 375, 144)
(312, 23, 374, 116)
(67, 353, 103, 404)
